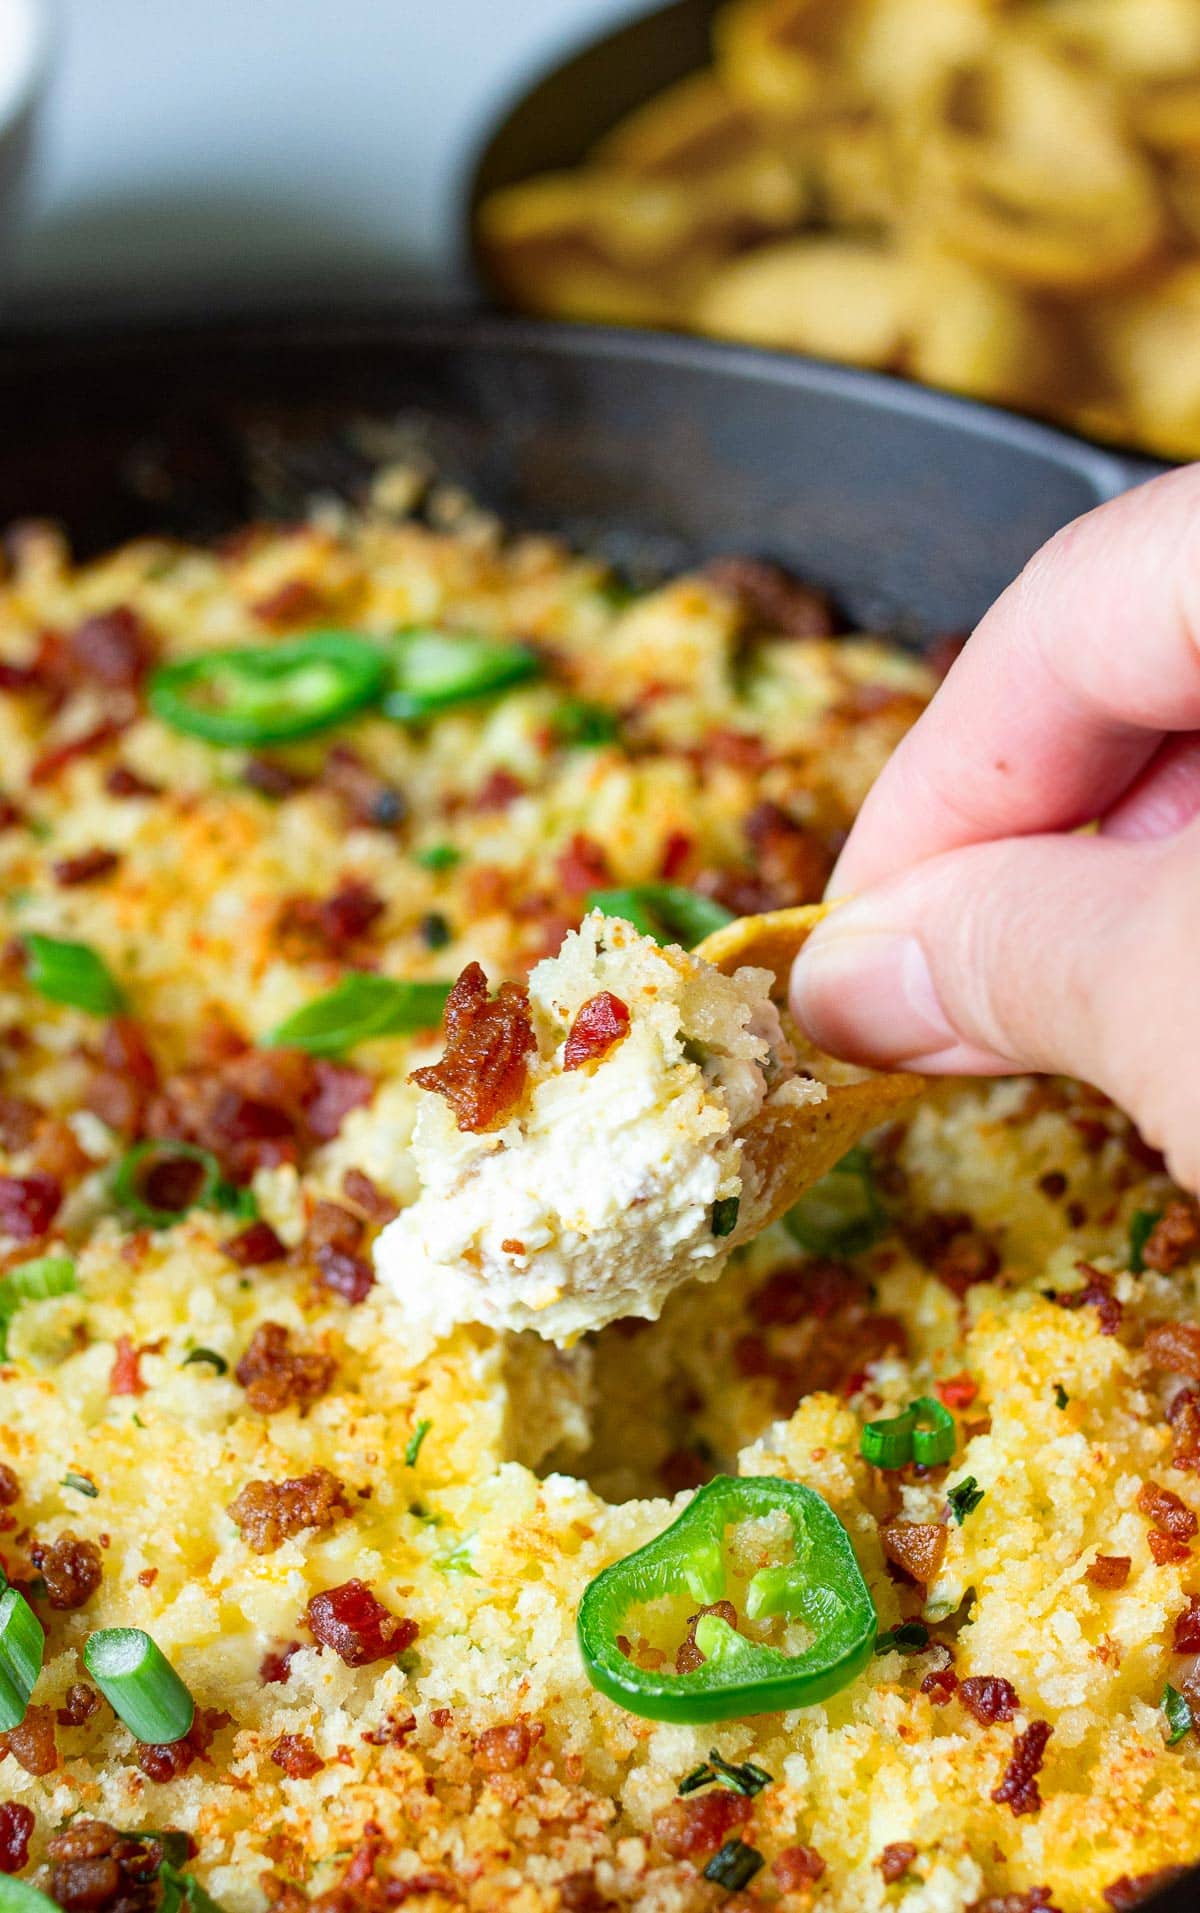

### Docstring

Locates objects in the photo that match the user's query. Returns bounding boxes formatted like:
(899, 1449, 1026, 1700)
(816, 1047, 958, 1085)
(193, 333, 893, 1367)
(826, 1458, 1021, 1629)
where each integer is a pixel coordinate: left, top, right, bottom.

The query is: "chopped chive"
(707, 1749, 774, 1796)
(181, 1349, 228, 1376)
(61, 1472, 98, 1498)
(552, 700, 619, 747)
(419, 912, 452, 951)
(414, 843, 461, 872)
(1163, 1682, 1193, 1745)
(711, 1197, 740, 1239)
(434, 1535, 479, 1577)
(212, 1181, 257, 1221)
(703, 1839, 764, 1892)
(1054, 1383, 1069, 1410)
(83, 1627, 195, 1744)
(0, 1585, 45, 1731)
(947, 1477, 985, 1525)
(405, 1419, 432, 1467)
(266, 973, 451, 1057)
(23, 932, 126, 1015)
(1128, 1209, 1160, 1274)
(677, 1762, 714, 1795)
(0, 1256, 77, 1359)
(874, 1621, 929, 1655)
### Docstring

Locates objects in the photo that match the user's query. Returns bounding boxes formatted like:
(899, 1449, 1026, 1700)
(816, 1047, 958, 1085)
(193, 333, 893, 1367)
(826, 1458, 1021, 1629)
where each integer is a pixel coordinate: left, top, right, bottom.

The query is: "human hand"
(789, 464, 1200, 1189)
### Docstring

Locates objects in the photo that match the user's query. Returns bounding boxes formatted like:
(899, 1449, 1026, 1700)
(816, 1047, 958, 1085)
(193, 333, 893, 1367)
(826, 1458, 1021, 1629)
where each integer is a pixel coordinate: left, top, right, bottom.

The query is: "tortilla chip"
(697, 904, 922, 1225)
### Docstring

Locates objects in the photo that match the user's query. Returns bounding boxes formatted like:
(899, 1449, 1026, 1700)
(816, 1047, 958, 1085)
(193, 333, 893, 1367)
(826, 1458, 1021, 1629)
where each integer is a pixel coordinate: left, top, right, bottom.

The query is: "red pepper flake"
(991, 1720, 1052, 1816)
(937, 1373, 979, 1411)
(108, 1334, 146, 1397)
(959, 1676, 1019, 1725)
(410, 961, 535, 1134)
(306, 1579, 417, 1667)
(52, 847, 120, 887)
(0, 1173, 62, 1242)
(0, 1800, 34, 1873)
(223, 1220, 287, 1267)
(563, 992, 631, 1071)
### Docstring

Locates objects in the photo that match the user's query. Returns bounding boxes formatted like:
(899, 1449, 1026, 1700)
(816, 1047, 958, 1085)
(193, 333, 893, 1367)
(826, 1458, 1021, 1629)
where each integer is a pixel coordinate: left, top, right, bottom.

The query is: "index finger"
(832, 463, 1200, 895)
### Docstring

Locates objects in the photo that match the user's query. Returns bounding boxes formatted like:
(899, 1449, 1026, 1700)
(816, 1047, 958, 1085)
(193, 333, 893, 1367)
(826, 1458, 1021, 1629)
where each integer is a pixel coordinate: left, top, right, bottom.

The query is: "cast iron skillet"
(0, 308, 1187, 1913)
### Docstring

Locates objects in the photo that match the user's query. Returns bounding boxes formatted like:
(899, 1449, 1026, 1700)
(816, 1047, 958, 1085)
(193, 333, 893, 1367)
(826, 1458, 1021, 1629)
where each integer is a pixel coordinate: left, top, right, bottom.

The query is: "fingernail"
(791, 929, 957, 1066)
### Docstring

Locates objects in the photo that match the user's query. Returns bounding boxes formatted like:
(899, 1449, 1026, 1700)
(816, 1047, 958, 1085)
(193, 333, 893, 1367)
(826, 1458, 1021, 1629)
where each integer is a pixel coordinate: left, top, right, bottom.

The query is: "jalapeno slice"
(577, 1475, 876, 1723)
(381, 627, 541, 721)
(149, 632, 386, 744)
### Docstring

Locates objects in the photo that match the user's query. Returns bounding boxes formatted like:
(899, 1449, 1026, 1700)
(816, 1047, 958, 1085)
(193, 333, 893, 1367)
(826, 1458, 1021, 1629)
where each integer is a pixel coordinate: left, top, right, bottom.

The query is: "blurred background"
(6, 0, 1200, 462)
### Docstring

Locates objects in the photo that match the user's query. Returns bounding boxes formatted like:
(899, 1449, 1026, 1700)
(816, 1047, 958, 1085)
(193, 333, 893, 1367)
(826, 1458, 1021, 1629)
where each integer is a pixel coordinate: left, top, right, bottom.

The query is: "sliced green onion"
(0, 1585, 44, 1731)
(874, 1621, 929, 1655)
(420, 912, 452, 951)
(711, 1197, 740, 1239)
(552, 700, 619, 747)
(1054, 1383, 1069, 1410)
(586, 884, 733, 950)
(181, 1348, 228, 1376)
(62, 1472, 98, 1498)
(267, 973, 451, 1057)
(785, 1144, 883, 1257)
(1163, 1682, 1193, 1745)
(414, 843, 461, 873)
(947, 1477, 985, 1525)
(23, 932, 125, 1015)
(861, 1396, 955, 1470)
(157, 1862, 228, 1913)
(382, 627, 541, 722)
(112, 1142, 223, 1229)
(706, 1749, 773, 1797)
(1128, 1208, 1160, 1274)
(703, 1840, 764, 1892)
(0, 1878, 60, 1911)
(677, 1762, 715, 1795)
(0, 1256, 77, 1359)
(150, 632, 386, 745)
(130, 1831, 193, 1869)
(83, 1627, 195, 1744)
(405, 1419, 432, 1467)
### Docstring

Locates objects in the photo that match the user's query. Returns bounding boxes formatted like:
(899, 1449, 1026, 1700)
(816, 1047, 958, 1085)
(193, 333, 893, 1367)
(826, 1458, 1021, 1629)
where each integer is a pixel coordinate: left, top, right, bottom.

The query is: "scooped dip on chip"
(373, 909, 825, 1343)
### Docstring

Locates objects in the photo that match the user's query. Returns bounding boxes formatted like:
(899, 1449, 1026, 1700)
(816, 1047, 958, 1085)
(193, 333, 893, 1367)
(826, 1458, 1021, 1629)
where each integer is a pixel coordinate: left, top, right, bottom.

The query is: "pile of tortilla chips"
(476, 0, 1200, 460)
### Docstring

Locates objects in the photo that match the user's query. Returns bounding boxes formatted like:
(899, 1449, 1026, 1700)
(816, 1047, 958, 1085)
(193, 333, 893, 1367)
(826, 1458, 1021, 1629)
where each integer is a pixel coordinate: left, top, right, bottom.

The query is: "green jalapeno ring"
(382, 627, 541, 721)
(149, 632, 387, 745)
(577, 1475, 876, 1723)
(861, 1395, 955, 1470)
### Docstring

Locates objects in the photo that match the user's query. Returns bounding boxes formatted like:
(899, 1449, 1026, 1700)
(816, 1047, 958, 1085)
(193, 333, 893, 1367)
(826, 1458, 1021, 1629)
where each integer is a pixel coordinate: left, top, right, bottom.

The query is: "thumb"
(789, 826, 1200, 1186)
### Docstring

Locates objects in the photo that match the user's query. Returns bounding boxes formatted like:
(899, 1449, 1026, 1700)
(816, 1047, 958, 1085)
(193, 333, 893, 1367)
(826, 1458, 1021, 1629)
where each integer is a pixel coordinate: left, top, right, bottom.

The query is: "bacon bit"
(703, 556, 836, 638)
(878, 1843, 918, 1884)
(937, 1373, 979, 1411)
(0, 1094, 39, 1152)
(341, 1167, 398, 1226)
(905, 1211, 1000, 1297)
(276, 879, 385, 960)
(0, 798, 21, 834)
(104, 761, 161, 798)
(69, 607, 155, 687)
(241, 754, 308, 801)
(84, 1017, 160, 1138)
(0, 1172, 62, 1241)
(260, 1641, 303, 1685)
(1137, 1481, 1198, 1544)
(563, 992, 631, 1071)
(137, 1569, 157, 1589)
(271, 1733, 325, 1779)
(473, 1720, 540, 1773)
(1144, 1320, 1200, 1379)
(306, 1579, 417, 1667)
(46, 1819, 181, 1913)
(147, 1044, 369, 1181)
(1141, 1202, 1200, 1274)
(659, 831, 693, 881)
(959, 1676, 1019, 1725)
(1039, 1171, 1068, 1200)
(223, 1220, 287, 1267)
(1102, 1871, 1189, 1910)
(773, 1845, 827, 1889)
(1087, 1555, 1132, 1590)
(750, 1258, 861, 1325)
(500, 1238, 526, 1256)
(658, 1447, 712, 1496)
(0, 1801, 33, 1873)
(655, 1790, 752, 1859)
(991, 1720, 1052, 1816)
(317, 744, 406, 830)
(1167, 1387, 1200, 1473)
(555, 832, 610, 897)
(1149, 1531, 1192, 1566)
(305, 1061, 375, 1142)
(314, 1240, 375, 1305)
(29, 1532, 102, 1609)
(56, 1682, 100, 1727)
(1055, 1266, 1122, 1336)
(410, 961, 535, 1134)
(921, 1665, 959, 1704)
(229, 1466, 351, 1555)
(30, 717, 128, 787)
(235, 1322, 335, 1416)
(880, 1521, 947, 1587)
(675, 1598, 738, 1675)
(0, 1704, 57, 1776)
(108, 1334, 146, 1397)
(0, 1464, 20, 1507)
(137, 1705, 230, 1783)
(970, 1892, 1059, 1913)
(1173, 1594, 1200, 1651)
(472, 768, 525, 811)
(559, 1870, 617, 1913)
(52, 847, 120, 887)
(743, 800, 832, 907)
(360, 1707, 418, 1747)
(253, 578, 323, 627)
